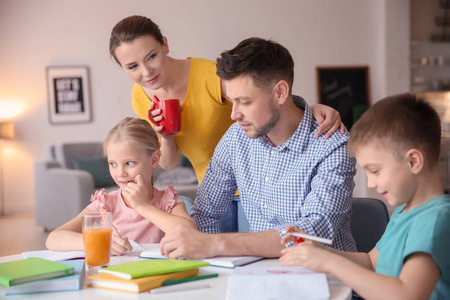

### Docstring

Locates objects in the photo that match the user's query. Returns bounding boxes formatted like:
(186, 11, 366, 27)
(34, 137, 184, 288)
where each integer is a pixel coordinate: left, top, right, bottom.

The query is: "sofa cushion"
(55, 143, 104, 169)
(154, 167, 198, 186)
(73, 155, 116, 188)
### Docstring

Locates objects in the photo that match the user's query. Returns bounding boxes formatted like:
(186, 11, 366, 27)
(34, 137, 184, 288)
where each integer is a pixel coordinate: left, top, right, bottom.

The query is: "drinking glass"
(82, 212, 112, 270)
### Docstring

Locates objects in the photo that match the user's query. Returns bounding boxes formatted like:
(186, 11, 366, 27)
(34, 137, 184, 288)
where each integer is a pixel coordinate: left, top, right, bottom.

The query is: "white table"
(0, 244, 351, 299)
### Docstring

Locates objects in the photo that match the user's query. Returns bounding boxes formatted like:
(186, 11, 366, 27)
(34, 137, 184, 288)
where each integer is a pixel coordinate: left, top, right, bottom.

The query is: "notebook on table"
(5, 259, 85, 295)
(88, 268, 199, 293)
(98, 259, 209, 279)
(0, 257, 74, 287)
(22, 250, 85, 261)
(21, 240, 144, 261)
(139, 248, 264, 268)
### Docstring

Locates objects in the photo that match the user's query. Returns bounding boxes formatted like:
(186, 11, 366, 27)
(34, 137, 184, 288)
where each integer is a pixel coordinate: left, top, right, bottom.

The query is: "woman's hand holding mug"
(147, 95, 181, 135)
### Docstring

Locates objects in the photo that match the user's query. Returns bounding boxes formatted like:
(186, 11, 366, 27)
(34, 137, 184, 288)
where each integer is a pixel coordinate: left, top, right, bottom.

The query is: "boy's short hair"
(348, 93, 441, 167)
(216, 37, 294, 94)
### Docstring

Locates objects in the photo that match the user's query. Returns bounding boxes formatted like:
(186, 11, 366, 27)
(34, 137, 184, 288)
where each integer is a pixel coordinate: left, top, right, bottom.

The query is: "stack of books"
(88, 259, 211, 293)
(0, 257, 85, 295)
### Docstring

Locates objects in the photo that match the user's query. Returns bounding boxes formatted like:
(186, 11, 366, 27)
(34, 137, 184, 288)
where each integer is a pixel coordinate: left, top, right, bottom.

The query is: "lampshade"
(0, 122, 14, 139)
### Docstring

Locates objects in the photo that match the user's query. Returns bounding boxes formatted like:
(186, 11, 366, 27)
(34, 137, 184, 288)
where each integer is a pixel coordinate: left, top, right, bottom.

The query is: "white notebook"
(22, 241, 144, 261)
(139, 248, 263, 268)
(22, 250, 85, 261)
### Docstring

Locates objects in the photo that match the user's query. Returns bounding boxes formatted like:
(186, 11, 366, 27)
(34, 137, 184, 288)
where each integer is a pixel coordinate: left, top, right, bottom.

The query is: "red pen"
(282, 231, 333, 245)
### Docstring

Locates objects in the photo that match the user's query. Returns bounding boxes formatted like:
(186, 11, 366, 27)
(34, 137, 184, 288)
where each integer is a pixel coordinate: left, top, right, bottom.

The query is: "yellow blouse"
(131, 57, 234, 183)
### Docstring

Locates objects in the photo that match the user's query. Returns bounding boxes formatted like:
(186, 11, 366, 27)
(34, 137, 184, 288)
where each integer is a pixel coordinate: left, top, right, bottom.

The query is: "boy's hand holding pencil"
(281, 227, 333, 245)
(280, 226, 334, 273)
(281, 226, 332, 245)
(281, 226, 306, 244)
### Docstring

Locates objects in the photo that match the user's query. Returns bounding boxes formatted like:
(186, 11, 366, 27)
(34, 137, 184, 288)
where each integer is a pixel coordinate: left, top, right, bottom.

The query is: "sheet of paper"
(128, 240, 144, 254)
(226, 266, 330, 300)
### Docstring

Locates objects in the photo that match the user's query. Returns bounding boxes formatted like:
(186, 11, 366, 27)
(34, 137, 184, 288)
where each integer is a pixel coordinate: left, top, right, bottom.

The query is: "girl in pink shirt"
(46, 117, 196, 255)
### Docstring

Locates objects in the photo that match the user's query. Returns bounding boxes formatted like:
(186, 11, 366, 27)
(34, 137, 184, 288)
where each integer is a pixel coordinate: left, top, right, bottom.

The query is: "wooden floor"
(0, 211, 49, 257)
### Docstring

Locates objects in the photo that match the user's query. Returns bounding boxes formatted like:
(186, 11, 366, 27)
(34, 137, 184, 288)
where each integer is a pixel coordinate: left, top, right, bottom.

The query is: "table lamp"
(0, 122, 14, 216)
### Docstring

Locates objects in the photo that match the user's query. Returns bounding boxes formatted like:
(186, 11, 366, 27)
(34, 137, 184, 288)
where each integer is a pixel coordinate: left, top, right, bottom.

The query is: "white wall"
(0, 0, 409, 214)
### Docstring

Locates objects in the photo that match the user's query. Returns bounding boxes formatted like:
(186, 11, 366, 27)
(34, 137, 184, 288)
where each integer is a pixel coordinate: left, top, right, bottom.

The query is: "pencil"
(149, 283, 211, 294)
(99, 208, 121, 236)
(281, 231, 333, 245)
(162, 273, 219, 286)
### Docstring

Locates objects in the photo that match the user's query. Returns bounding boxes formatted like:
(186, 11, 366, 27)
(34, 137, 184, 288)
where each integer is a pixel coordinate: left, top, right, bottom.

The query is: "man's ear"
(406, 148, 424, 175)
(274, 80, 289, 104)
(152, 150, 161, 168)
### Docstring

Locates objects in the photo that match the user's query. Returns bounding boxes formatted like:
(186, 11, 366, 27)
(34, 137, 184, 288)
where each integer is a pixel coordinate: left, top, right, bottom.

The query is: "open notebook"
(139, 248, 263, 268)
(22, 241, 144, 261)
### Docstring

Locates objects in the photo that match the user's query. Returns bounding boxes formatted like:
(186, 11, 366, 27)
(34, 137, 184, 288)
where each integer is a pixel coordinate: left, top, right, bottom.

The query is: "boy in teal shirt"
(280, 93, 450, 299)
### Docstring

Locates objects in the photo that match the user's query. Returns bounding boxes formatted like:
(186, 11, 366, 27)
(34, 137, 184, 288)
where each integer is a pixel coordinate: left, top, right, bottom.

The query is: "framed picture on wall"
(47, 66, 92, 124)
(317, 66, 370, 130)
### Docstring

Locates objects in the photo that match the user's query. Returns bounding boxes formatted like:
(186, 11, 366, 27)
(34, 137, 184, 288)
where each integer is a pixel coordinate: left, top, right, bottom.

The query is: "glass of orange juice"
(82, 212, 112, 270)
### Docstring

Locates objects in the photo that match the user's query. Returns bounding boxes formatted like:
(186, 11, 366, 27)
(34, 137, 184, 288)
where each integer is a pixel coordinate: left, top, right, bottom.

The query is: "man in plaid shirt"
(160, 37, 356, 259)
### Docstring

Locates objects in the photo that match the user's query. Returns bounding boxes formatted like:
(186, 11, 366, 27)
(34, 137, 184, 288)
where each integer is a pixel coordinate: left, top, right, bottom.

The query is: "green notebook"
(0, 257, 75, 287)
(98, 259, 210, 279)
(5, 259, 85, 295)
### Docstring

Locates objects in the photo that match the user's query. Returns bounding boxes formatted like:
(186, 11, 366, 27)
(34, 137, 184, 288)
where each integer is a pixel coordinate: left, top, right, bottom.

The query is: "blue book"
(5, 259, 85, 295)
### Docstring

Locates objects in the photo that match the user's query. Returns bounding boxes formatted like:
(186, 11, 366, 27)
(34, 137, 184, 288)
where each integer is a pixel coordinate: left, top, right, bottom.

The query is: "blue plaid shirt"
(192, 96, 357, 251)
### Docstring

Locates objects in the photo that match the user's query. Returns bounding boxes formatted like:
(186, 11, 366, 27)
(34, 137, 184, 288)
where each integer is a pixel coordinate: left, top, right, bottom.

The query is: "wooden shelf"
(411, 64, 450, 69)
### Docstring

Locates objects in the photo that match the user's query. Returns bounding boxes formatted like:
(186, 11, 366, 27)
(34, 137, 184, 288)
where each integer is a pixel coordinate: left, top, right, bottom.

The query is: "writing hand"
(110, 234, 132, 256)
(280, 240, 331, 273)
(281, 226, 307, 245)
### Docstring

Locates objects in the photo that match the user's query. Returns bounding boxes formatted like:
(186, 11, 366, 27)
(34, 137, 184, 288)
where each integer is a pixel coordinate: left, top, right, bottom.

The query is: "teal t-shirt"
(376, 195, 450, 299)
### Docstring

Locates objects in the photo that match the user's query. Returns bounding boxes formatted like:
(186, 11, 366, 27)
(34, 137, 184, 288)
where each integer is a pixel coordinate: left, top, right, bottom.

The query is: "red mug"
(147, 96, 182, 135)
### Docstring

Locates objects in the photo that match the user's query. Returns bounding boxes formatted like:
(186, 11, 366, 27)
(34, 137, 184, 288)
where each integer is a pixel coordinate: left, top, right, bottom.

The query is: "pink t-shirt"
(87, 186, 183, 243)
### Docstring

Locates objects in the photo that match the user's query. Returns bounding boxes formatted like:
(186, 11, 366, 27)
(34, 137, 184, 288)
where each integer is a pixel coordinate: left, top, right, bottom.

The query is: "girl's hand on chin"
(122, 174, 149, 210)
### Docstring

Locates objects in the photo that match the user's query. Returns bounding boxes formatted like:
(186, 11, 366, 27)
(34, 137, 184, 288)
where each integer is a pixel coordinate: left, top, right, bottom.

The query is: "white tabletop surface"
(0, 244, 351, 299)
